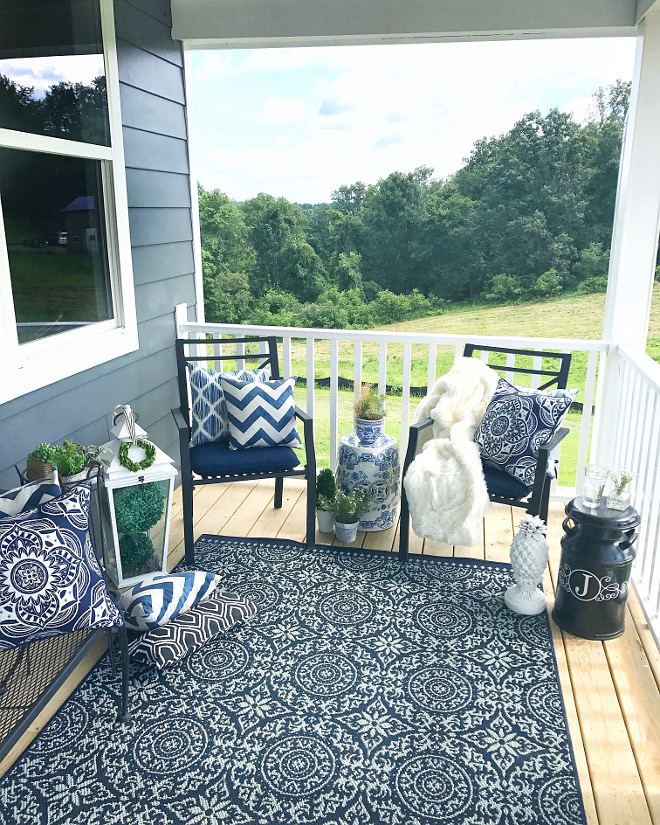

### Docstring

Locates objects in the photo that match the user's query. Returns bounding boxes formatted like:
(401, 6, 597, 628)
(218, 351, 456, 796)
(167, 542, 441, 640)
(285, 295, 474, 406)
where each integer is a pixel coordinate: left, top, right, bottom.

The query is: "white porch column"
(602, 12, 660, 349)
(592, 13, 660, 466)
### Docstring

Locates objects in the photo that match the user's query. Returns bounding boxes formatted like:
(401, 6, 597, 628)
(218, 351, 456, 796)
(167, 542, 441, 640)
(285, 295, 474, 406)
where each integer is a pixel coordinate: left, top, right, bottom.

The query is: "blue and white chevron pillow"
(0, 472, 61, 519)
(221, 375, 302, 450)
(119, 570, 221, 632)
(187, 364, 271, 447)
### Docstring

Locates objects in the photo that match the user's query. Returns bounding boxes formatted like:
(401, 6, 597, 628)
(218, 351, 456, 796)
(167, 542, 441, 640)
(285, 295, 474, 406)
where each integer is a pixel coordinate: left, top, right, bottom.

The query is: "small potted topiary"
(316, 468, 337, 533)
(354, 384, 386, 445)
(331, 488, 370, 544)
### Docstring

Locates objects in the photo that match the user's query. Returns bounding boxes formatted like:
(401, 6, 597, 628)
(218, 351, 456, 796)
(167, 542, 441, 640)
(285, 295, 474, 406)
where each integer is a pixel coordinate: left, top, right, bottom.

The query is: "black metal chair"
(172, 336, 316, 562)
(399, 344, 572, 560)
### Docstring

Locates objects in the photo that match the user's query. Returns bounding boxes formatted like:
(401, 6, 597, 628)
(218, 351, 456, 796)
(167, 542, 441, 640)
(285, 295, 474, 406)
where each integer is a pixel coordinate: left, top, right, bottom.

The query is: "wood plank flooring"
(2, 479, 659, 825)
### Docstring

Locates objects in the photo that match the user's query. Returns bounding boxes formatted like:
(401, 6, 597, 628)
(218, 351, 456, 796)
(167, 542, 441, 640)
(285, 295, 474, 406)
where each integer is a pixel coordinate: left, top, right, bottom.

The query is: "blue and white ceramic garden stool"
(336, 418, 400, 531)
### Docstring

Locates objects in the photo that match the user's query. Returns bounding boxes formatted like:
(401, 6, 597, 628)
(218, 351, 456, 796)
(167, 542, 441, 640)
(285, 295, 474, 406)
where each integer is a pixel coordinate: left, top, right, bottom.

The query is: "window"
(0, 0, 137, 402)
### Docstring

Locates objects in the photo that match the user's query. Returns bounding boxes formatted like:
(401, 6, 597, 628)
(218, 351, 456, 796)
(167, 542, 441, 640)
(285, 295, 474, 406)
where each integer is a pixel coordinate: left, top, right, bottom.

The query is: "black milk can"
(552, 497, 641, 640)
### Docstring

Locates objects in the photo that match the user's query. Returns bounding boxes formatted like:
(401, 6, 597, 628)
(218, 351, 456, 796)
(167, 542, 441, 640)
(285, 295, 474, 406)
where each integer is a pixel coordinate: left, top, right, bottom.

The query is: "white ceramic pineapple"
(504, 515, 549, 615)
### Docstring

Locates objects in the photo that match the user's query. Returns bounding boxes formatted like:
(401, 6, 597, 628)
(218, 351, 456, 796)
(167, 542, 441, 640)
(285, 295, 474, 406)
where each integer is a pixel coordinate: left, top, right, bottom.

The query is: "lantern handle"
(112, 404, 140, 446)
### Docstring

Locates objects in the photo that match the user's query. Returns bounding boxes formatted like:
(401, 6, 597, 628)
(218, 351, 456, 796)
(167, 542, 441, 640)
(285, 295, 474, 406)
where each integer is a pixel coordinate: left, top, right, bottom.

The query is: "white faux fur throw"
(403, 357, 500, 547)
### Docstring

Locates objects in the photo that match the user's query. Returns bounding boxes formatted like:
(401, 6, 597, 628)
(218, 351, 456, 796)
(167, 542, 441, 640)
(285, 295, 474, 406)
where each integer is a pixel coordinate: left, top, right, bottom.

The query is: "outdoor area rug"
(0, 536, 587, 825)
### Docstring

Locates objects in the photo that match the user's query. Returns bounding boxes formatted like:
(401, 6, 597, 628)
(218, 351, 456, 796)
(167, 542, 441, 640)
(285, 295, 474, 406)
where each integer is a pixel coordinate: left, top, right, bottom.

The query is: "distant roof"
(61, 196, 94, 212)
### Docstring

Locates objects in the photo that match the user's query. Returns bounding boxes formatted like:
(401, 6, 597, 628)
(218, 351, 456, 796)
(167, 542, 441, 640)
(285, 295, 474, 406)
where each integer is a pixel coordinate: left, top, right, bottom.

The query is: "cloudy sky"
(191, 38, 637, 204)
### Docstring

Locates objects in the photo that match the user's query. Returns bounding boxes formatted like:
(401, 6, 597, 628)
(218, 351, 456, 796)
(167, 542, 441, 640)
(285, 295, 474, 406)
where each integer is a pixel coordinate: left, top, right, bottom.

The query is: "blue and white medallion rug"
(0, 537, 587, 825)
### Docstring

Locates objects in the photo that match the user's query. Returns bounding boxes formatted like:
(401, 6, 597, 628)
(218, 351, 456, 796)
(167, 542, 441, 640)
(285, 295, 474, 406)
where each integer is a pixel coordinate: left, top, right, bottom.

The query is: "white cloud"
(0, 55, 104, 93)
(261, 96, 308, 123)
(193, 52, 239, 81)
(192, 38, 637, 203)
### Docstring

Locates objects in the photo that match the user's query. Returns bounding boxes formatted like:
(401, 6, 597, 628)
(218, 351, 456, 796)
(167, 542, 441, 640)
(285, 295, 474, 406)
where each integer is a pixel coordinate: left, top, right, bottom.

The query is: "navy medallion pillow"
(119, 570, 220, 632)
(221, 375, 302, 450)
(475, 378, 576, 487)
(187, 364, 271, 447)
(0, 485, 124, 652)
(128, 590, 257, 669)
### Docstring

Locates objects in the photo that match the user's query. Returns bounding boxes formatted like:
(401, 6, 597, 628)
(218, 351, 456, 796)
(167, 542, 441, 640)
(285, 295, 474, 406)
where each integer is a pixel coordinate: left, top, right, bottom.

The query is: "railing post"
(590, 345, 623, 468)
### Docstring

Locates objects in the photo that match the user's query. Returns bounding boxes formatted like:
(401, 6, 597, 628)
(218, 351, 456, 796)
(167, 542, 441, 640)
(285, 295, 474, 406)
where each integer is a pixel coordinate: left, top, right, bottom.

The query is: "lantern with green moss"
(101, 413, 177, 587)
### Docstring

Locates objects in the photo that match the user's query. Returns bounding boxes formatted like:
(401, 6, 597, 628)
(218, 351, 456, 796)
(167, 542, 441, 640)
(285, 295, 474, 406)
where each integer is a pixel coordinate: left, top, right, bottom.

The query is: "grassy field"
(287, 284, 660, 483)
(9, 251, 105, 323)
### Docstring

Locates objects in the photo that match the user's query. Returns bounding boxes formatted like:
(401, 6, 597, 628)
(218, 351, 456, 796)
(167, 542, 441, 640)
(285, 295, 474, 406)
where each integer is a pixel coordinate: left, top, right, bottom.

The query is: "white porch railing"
(606, 344, 660, 643)
(174, 304, 608, 497)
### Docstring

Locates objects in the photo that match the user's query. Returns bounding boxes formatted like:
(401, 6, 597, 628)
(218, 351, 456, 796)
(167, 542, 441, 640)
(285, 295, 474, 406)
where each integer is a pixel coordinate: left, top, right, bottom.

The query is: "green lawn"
(9, 251, 106, 322)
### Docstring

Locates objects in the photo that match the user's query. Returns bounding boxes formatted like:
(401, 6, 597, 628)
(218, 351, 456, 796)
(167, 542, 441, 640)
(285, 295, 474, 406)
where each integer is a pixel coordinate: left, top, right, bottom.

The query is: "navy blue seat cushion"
(190, 441, 300, 477)
(482, 461, 533, 501)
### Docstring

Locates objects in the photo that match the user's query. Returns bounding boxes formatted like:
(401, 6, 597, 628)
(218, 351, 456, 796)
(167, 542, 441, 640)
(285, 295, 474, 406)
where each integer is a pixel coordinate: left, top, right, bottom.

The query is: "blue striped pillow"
(119, 571, 220, 632)
(221, 376, 302, 450)
(0, 472, 61, 519)
(187, 364, 271, 447)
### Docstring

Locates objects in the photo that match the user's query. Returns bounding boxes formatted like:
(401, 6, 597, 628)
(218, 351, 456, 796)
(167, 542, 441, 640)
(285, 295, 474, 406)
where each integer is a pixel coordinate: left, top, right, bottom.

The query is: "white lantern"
(101, 412, 177, 588)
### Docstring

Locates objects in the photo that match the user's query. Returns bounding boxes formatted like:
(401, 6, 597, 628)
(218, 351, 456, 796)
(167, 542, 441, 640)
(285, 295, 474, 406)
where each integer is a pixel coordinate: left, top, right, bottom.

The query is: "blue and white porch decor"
(1, 536, 587, 825)
(336, 418, 400, 531)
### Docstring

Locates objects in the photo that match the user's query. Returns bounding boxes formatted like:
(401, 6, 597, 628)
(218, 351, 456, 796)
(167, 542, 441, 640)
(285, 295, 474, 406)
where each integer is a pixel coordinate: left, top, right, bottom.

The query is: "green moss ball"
(114, 482, 165, 533)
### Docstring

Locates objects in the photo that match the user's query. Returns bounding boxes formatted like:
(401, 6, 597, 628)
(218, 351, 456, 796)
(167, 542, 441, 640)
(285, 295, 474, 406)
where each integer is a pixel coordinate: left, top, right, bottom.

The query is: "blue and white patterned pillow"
(475, 378, 576, 487)
(221, 376, 302, 450)
(119, 570, 220, 632)
(0, 484, 124, 652)
(127, 590, 257, 669)
(187, 364, 271, 447)
(0, 472, 61, 518)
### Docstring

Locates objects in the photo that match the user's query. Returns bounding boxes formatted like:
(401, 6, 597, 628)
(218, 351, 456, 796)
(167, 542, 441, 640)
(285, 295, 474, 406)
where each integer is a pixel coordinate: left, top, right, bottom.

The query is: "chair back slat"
(462, 343, 571, 391)
(175, 336, 280, 422)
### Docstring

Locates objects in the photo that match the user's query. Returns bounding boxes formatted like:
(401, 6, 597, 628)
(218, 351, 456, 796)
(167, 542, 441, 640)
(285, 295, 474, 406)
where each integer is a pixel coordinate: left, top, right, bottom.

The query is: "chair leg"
(117, 625, 131, 723)
(182, 473, 195, 564)
(306, 471, 316, 548)
(399, 488, 410, 561)
(274, 477, 283, 509)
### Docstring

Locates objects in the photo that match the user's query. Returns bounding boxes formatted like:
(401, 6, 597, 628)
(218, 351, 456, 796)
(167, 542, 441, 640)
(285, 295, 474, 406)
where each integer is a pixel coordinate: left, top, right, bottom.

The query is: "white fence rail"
(175, 304, 607, 496)
(612, 345, 660, 643)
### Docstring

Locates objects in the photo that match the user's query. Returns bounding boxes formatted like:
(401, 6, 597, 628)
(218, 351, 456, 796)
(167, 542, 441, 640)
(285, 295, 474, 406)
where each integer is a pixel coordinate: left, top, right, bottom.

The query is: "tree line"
(201, 82, 631, 328)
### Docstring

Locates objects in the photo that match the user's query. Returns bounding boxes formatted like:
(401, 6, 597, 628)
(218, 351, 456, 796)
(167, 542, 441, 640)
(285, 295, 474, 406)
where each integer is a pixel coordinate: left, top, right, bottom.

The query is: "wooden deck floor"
(2, 479, 659, 825)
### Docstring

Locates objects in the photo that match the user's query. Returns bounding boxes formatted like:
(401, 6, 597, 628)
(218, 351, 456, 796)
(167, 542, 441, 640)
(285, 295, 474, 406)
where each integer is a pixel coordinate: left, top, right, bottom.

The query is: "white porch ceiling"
(171, 0, 644, 48)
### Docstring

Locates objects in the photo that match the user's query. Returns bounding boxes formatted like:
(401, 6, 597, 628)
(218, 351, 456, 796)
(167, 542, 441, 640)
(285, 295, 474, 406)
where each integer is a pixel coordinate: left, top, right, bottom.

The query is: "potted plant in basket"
(331, 488, 370, 543)
(27, 441, 109, 486)
(316, 468, 337, 533)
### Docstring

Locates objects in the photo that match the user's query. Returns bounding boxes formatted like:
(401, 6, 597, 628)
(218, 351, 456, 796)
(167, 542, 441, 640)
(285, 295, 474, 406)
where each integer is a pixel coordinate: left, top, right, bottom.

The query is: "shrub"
(486, 273, 524, 303)
(533, 269, 563, 298)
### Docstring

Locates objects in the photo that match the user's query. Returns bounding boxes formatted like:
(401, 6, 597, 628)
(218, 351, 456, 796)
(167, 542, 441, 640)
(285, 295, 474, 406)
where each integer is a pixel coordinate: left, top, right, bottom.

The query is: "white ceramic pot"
(335, 520, 359, 543)
(316, 508, 335, 533)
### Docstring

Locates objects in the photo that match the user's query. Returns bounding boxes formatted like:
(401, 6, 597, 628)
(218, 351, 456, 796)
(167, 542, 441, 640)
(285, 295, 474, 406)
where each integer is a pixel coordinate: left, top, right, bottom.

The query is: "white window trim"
(0, 0, 138, 405)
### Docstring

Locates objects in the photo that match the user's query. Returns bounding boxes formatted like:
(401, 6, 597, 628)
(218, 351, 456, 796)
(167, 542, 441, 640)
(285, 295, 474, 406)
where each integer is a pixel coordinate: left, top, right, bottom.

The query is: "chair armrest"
(294, 406, 312, 424)
(295, 407, 316, 477)
(171, 407, 190, 440)
(539, 426, 570, 456)
(402, 416, 434, 478)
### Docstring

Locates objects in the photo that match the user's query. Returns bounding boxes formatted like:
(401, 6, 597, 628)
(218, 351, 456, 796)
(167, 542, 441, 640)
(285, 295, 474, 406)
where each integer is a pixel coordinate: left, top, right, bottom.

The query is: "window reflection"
(0, 147, 113, 344)
(0, 1, 109, 145)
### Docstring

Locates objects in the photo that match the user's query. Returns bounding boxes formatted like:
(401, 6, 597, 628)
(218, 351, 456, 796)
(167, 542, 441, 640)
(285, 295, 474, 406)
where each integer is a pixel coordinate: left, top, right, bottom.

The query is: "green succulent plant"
(330, 489, 370, 524)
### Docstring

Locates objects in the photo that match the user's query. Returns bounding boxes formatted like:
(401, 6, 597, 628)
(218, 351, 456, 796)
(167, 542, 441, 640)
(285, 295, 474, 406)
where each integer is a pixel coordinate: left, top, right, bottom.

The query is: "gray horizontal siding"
(129, 207, 193, 247)
(114, 1, 183, 66)
(0, 0, 198, 489)
(117, 39, 185, 103)
(123, 128, 189, 173)
(126, 169, 191, 208)
(119, 85, 187, 139)
(130, 242, 195, 284)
